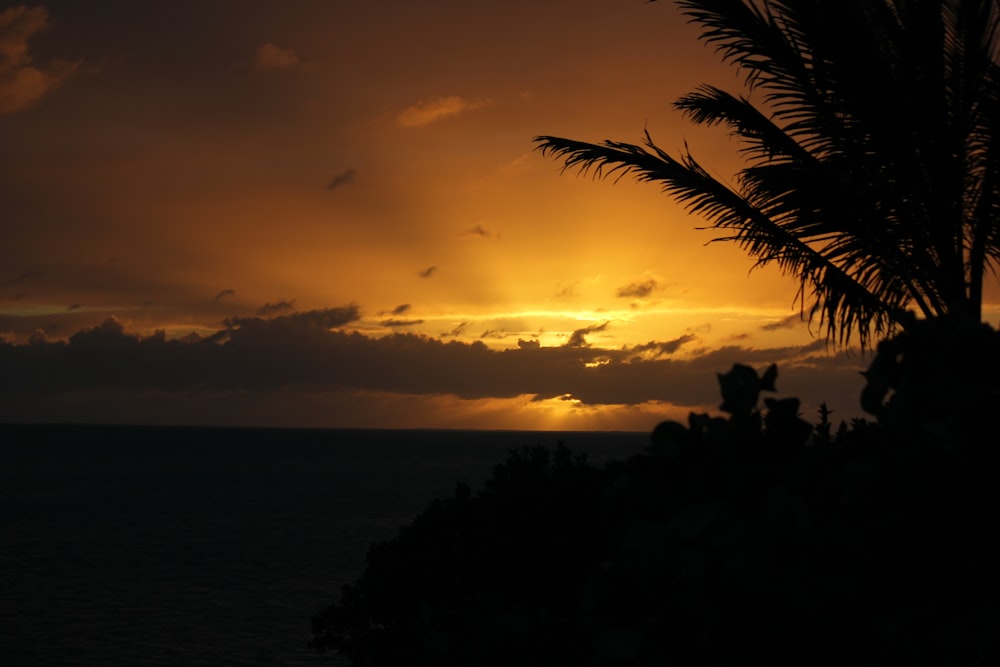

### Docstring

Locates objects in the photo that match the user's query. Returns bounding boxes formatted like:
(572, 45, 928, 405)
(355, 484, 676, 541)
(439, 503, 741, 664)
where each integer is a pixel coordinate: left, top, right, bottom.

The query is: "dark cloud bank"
(0, 305, 869, 426)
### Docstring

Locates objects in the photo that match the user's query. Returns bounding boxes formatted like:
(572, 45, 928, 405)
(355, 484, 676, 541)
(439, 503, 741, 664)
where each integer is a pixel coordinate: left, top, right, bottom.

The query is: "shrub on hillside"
(311, 333, 1000, 666)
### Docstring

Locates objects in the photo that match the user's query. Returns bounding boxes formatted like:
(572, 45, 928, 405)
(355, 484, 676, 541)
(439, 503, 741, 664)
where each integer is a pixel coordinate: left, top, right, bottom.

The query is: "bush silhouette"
(310, 444, 604, 666)
(312, 350, 1000, 666)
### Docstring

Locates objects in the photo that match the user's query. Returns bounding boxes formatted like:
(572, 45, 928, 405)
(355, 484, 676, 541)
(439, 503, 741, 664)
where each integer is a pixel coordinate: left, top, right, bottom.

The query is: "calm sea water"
(0, 424, 648, 666)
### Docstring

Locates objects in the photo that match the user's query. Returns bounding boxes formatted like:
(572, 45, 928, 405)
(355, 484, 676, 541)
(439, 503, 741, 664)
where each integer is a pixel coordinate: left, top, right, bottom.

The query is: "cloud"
(760, 313, 805, 331)
(381, 318, 424, 327)
(624, 334, 697, 359)
(481, 328, 519, 341)
(462, 224, 496, 239)
(0, 307, 143, 343)
(253, 42, 300, 70)
(256, 299, 296, 317)
(441, 321, 469, 338)
(0, 6, 78, 115)
(798, 339, 828, 353)
(616, 278, 660, 299)
(271, 306, 358, 329)
(396, 95, 489, 128)
(517, 338, 540, 350)
(225, 305, 360, 333)
(376, 304, 413, 317)
(327, 168, 356, 191)
(1, 269, 41, 288)
(418, 266, 437, 278)
(0, 313, 869, 428)
(213, 289, 235, 301)
(62, 316, 131, 350)
(494, 153, 533, 179)
(555, 282, 578, 298)
(566, 321, 610, 348)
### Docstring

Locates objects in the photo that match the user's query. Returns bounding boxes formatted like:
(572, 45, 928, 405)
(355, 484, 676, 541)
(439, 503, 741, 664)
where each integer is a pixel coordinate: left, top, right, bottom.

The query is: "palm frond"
(534, 133, 899, 345)
(673, 85, 815, 164)
(538, 0, 999, 344)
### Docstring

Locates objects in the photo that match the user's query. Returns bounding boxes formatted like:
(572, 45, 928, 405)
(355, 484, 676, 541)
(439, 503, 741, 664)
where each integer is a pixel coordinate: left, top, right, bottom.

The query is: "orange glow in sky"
(2, 1, 996, 430)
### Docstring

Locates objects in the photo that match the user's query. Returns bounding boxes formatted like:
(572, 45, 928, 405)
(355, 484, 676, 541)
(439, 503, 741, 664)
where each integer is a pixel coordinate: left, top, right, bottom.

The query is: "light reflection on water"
(0, 425, 646, 666)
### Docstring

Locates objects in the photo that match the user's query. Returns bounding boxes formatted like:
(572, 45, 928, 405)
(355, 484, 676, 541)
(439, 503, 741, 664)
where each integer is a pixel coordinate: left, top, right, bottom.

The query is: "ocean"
(0, 424, 649, 666)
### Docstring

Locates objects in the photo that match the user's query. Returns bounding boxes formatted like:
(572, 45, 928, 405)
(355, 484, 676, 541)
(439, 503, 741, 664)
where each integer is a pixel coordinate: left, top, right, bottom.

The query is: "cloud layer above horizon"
(1, 306, 870, 430)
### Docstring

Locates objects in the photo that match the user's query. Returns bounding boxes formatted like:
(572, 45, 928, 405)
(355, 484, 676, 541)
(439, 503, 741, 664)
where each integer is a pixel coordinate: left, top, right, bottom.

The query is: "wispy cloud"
(616, 278, 660, 299)
(0, 6, 79, 114)
(462, 223, 497, 239)
(418, 266, 437, 279)
(222, 305, 360, 335)
(376, 304, 414, 317)
(624, 334, 697, 360)
(555, 282, 578, 298)
(760, 313, 805, 331)
(213, 289, 235, 302)
(566, 321, 610, 348)
(798, 339, 828, 353)
(257, 299, 296, 317)
(381, 318, 424, 327)
(440, 321, 469, 338)
(494, 153, 533, 179)
(326, 168, 356, 191)
(1, 269, 42, 288)
(396, 95, 489, 128)
(253, 42, 300, 71)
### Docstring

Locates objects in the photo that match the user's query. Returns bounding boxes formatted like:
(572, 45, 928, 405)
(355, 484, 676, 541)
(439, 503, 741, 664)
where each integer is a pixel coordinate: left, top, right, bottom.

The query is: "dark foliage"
(311, 338, 1000, 666)
(861, 314, 1000, 450)
(310, 445, 605, 666)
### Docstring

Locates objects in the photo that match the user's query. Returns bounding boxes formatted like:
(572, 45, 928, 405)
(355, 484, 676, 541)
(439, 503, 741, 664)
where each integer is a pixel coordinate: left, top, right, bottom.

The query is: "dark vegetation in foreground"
(311, 319, 1000, 666)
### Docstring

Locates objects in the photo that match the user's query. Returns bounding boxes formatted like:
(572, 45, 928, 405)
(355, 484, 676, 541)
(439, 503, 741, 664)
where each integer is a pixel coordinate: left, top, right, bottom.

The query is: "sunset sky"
(3, 0, 993, 430)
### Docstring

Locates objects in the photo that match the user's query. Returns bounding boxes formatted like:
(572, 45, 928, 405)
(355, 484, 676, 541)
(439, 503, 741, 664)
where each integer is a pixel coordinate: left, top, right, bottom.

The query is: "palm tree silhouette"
(536, 0, 1000, 347)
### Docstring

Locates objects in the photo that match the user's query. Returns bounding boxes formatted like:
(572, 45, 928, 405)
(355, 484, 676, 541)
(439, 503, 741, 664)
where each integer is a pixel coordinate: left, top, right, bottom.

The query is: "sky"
(2, 0, 993, 431)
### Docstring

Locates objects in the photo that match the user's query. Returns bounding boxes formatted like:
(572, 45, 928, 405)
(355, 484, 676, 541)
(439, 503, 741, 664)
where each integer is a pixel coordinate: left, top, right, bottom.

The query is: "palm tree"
(536, 0, 1000, 347)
